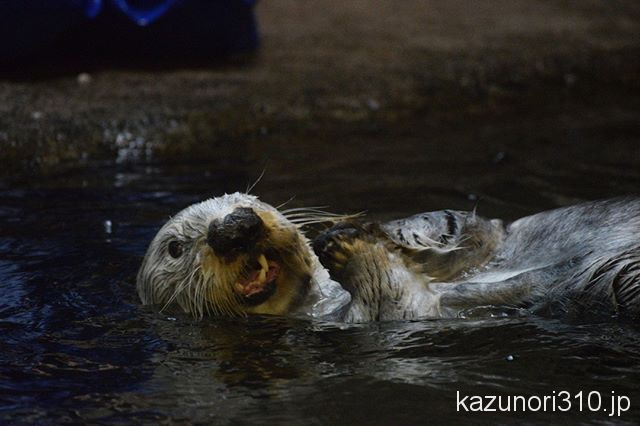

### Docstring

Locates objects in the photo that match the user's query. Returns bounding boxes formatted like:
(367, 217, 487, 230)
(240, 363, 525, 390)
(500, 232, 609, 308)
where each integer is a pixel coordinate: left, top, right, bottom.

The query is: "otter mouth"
(234, 254, 281, 306)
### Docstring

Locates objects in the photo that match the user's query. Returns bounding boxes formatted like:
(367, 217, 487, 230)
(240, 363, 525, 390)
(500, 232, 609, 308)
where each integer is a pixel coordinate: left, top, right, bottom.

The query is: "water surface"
(1, 113, 640, 424)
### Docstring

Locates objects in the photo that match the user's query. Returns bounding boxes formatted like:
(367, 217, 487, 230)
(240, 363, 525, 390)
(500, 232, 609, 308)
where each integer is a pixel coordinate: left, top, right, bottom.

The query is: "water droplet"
(77, 73, 92, 85)
(366, 98, 381, 111)
(104, 220, 112, 234)
(564, 73, 577, 86)
(492, 151, 506, 164)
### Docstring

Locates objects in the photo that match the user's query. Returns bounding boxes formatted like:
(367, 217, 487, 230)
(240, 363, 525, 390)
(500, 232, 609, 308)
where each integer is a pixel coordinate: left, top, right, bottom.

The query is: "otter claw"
(312, 223, 365, 279)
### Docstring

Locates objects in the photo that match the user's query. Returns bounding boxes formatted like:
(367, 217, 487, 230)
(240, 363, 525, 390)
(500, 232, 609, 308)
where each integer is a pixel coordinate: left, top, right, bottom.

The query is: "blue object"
(76, 0, 183, 25)
(81, 0, 103, 18)
(0, 0, 259, 69)
(108, 0, 181, 25)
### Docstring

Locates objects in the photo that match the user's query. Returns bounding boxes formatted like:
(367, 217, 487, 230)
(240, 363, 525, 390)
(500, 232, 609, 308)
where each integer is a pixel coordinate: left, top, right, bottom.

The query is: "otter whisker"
(192, 272, 206, 318)
(285, 211, 363, 219)
(286, 215, 360, 223)
(161, 265, 200, 314)
(200, 266, 244, 318)
(288, 217, 343, 223)
(188, 264, 208, 318)
(179, 265, 199, 315)
(280, 206, 330, 214)
(285, 213, 342, 219)
(292, 220, 346, 227)
(164, 276, 190, 310)
(276, 195, 297, 210)
(288, 212, 365, 225)
(246, 168, 267, 194)
(281, 205, 365, 230)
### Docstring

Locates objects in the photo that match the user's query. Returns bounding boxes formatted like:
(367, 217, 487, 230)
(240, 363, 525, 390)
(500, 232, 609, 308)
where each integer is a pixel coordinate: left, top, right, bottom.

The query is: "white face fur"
(136, 192, 349, 319)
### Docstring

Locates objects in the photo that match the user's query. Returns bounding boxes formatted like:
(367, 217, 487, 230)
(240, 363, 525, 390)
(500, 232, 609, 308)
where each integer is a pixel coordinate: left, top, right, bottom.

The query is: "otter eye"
(168, 241, 184, 258)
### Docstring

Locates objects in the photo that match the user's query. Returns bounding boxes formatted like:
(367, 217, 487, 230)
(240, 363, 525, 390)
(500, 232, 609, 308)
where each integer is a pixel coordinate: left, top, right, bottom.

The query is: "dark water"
(2, 113, 640, 424)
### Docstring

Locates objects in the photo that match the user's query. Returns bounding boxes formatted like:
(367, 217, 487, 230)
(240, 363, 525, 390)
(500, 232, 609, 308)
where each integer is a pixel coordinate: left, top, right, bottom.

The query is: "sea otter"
(136, 193, 352, 320)
(137, 194, 640, 322)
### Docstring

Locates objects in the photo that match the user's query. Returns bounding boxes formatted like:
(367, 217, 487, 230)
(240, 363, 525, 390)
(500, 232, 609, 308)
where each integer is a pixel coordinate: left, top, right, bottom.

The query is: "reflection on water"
(1, 114, 640, 423)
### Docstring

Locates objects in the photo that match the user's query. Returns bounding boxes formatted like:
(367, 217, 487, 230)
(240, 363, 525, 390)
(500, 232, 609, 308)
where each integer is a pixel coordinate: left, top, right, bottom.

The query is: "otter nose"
(207, 207, 265, 258)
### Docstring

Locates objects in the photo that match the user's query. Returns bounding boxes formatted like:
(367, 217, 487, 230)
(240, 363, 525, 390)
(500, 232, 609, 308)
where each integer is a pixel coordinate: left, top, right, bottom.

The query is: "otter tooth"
(258, 254, 268, 281)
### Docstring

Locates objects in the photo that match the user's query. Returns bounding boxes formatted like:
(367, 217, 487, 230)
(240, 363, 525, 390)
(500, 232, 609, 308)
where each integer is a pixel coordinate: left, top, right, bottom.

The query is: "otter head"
(137, 193, 319, 318)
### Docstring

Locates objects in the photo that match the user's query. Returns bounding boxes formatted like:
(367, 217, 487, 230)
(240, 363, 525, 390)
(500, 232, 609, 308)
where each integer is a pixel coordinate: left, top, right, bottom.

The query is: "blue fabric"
(109, 0, 181, 25)
(78, 0, 258, 25)
(75, 0, 183, 25)
(82, 0, 103, 18)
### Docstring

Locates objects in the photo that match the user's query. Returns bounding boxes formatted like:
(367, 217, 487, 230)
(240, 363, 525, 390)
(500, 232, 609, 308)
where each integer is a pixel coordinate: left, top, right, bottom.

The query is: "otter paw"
(312, 222, 370, 280)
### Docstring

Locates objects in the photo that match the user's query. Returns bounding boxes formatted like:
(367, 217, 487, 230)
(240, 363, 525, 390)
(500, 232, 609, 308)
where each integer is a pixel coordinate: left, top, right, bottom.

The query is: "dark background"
(1, 1, 638, 198)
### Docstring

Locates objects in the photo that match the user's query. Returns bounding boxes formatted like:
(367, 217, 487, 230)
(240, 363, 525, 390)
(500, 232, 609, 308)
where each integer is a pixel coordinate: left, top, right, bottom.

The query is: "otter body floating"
(138, 195, 640, 323)
(315, 197, 640, 322)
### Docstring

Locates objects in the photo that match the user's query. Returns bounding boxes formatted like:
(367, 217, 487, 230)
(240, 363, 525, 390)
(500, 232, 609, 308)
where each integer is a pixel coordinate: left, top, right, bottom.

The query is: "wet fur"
(137, 194, 314, 317)
(137, 193, 352, 319)
(139, 194, 640, 323)
(314, 197, 640, 322)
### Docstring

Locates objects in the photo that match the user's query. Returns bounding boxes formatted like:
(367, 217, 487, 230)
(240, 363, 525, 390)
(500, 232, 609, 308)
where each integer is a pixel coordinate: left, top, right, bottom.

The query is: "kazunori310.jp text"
(456, 391, 630, 416)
